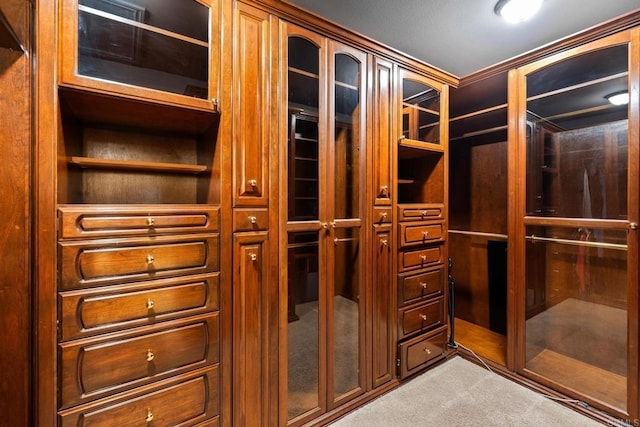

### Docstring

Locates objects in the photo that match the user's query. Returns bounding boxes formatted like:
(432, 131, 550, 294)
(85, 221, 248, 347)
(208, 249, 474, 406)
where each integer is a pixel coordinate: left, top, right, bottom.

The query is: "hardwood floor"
(454, 317, 507, 366)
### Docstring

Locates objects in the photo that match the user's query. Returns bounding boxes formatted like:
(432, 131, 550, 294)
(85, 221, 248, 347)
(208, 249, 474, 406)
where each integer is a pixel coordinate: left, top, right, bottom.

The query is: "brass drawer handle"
(248, 179, 257, 188)
(381, 239, 388, 246)
(420, 210, 427, 217)
(380, 185, 389, 196)
(146, 408, 154, 422)
(380, 212, 388, 220)
(423, 231, 429, 239)
(146, 299, 155, 310)
(146, 349, 154, 362)
(249, 253, 257, 262)
(146, 254, 155, 265)
(424, 347, 432, 355)
(146, 217, 155, 226)
(420, 281, 428, 289)
(249, 216, 257, 224)
(420, 314, 427, 321)
(420, 255, 427, 262)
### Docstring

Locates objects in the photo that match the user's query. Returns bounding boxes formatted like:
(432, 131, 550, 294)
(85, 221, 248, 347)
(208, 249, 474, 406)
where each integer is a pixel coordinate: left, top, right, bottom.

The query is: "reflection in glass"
(78, 0, 209, 98)
(333, 228, 360, 398)
(287, 231, 320, 419)
(402, 79, 440, 143)
(334, 53, 360, 219)
(524, 226, 627, 410)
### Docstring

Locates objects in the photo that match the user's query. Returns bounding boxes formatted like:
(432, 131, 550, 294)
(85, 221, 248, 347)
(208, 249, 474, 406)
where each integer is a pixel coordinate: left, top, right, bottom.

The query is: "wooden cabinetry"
(394, 68, 449, 379)
(37, 0, 226, 424)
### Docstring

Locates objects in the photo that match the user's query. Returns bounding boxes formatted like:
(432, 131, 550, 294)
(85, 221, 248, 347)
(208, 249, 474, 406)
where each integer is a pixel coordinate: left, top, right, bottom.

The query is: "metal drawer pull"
(146, 408, 154, 422)
(420, 255, 427, 262)
(381, 212, 388, 220)
(146, 349, 154, 362)
(146, 217, 154, 226)
(146, 299, 155, 310)
(381, 239, 388, 246)
(249, 216, 257, 224)
(423, 231, 429, 239)
(424, 347, 432, 355)
(420, 282, 428, 289)
(420, 210, 427, 216)
(146, 254, 155, 265)
(248, 179, 257, 187)
(420, 314, 427, 321)
(380, 185, 389, 196)
(249, 253, 257, 262)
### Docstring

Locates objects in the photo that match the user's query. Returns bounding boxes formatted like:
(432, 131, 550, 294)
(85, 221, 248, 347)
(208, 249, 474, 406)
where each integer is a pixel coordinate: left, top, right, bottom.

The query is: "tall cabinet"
(36, 0, 227, 425)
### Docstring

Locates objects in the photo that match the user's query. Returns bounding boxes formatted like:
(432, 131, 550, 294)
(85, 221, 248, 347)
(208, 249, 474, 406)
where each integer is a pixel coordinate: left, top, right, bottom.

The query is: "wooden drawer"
(398, 245, 443, 272)
(58, 233, 219, 290)
(234, 208, 268, 231)
(398, 266, 444, 306)
(59, 273, 219, 341)
(398, 297, 445, 340)
(373, 207, 393, 225)
(397, 204, 443, 222)
(58, 205, 219, 239)
(58, 365, 219, 426)
(398, 221, 445, 248)
(59, 313, 219, 409)
(397, 326, 447, 379)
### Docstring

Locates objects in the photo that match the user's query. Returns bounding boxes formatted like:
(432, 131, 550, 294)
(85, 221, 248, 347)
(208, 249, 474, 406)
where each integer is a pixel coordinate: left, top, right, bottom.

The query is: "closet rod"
(448, 230, 508, 240)
(525, 235, 627, 251)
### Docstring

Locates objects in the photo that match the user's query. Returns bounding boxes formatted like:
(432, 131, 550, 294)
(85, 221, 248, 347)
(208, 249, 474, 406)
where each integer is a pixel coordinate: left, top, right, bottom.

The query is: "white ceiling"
(288, 0, 640, 77)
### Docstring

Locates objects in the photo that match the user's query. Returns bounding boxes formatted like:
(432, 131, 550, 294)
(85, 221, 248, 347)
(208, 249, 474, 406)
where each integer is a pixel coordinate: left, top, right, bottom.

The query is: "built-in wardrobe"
(28, 0, 456, 426)
(449, 15, 640, 421)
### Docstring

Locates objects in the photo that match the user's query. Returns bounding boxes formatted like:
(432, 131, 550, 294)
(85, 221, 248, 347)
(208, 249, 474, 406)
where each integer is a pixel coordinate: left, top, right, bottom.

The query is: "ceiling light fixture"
(606, 91, 629, 106)
(495, 0, 543, 24)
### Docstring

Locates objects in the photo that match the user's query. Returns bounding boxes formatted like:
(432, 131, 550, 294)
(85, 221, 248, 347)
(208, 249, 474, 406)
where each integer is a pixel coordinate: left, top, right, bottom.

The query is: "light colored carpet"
(330, 357, 603, 426)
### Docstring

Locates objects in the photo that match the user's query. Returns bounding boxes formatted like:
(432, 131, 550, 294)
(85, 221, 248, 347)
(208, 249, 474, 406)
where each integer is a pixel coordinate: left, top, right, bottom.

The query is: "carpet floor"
(330, 356, 603, 426)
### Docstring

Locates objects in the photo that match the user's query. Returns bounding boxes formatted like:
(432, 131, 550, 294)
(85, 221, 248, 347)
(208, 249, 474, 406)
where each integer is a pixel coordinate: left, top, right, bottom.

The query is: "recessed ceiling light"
(606, 91, 629, 106)
(495, 0, 543, 24)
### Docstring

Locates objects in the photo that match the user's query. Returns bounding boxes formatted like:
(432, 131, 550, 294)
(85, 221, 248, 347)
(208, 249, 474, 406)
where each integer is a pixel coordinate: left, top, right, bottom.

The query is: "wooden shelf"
(68, 156, 209, 174)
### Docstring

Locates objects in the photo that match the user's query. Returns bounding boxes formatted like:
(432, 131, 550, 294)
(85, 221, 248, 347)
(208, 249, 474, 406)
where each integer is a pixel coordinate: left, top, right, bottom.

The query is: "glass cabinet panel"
(402, 78, 440, 144)
(519, 38, 634, 413)
(77, 0, 210, 99)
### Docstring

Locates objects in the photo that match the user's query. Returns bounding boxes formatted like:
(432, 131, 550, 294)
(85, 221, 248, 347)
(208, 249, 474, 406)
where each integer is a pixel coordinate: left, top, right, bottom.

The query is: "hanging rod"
(525, 235, 627, 251)
(448, 230, 508, 240)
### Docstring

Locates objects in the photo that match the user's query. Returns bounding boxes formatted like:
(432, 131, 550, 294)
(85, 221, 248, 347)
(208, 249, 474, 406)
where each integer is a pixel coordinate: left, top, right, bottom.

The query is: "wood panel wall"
(0, 1, 31, 424)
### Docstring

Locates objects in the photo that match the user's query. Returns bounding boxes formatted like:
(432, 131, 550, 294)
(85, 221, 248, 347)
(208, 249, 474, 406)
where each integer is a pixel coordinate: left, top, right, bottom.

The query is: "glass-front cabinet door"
(282, 23, 367, 426)
(512, 30, 638, 417)
(60, 0, 219, 110)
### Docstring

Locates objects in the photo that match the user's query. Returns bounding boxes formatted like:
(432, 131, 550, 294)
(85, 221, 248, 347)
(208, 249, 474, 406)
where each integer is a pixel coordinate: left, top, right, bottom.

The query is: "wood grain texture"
(0, 1, 31, 425)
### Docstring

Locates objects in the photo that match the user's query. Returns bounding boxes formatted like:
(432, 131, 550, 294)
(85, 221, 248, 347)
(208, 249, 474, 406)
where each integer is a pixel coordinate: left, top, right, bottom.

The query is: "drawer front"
(397, 326, 447, 379)
(233, 208, 269, 231)
(398, 297, 445, 339)
(59, 313, 219, 408)
(59, 273, 219, 341)
(58, 205, 219, 239)
(398, 267, 444, 306)
(399, 221, 445, 247)
(59, 234, 219, 290)
(59, 366, 219, 427)
(398, 204, 443, 222)
(373, 207, 393, 225)
(398, 245, 443, 272)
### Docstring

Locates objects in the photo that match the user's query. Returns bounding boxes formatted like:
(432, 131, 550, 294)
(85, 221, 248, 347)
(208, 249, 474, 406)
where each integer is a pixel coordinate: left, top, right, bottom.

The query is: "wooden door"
(371, 225, 394, 387)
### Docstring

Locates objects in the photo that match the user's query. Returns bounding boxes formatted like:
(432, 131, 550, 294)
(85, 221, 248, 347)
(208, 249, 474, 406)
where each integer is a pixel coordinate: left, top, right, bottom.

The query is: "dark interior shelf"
(0, 8, 24, 52)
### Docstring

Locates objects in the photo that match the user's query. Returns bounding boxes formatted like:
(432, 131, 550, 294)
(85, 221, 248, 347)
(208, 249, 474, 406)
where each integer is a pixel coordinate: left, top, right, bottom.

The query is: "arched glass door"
(283, 24, 367, 425)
